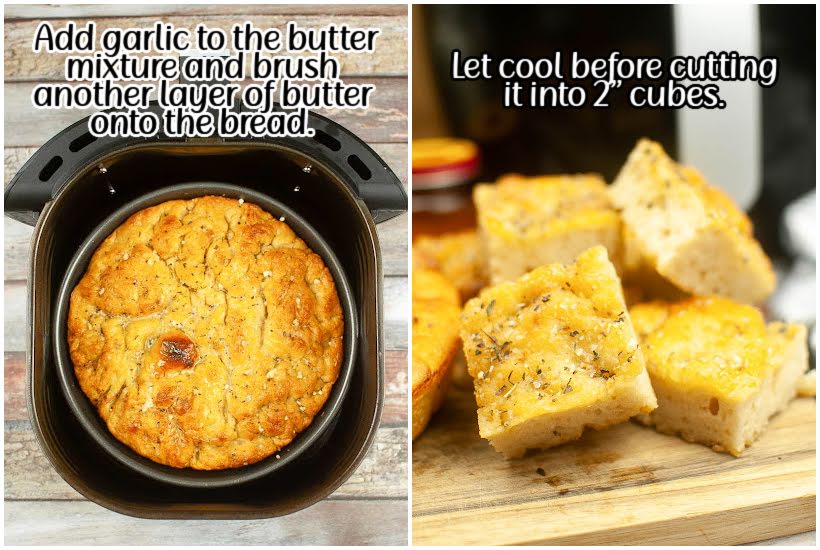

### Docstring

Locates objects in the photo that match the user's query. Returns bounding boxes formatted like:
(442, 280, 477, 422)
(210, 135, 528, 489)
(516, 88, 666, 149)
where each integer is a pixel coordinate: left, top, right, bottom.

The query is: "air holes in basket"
(69, 132, 98, 152)
(38, 156, 63, 182)
(313, 129, 341, 151)
(347, 155, 371, 181)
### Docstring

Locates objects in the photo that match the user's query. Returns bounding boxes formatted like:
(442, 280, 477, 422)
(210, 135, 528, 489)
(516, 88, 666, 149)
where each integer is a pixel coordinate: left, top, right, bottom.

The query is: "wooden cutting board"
(412, 375, 816, 546)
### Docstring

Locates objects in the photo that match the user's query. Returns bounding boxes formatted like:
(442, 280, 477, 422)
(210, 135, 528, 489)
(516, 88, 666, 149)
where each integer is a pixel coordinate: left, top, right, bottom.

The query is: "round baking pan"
(52, 182, 358, 489)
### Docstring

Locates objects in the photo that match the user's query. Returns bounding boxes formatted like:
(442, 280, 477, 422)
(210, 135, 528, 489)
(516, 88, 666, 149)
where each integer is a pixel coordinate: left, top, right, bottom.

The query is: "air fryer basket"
(53, 183, 359, 488)
(4, 107, 406, 518)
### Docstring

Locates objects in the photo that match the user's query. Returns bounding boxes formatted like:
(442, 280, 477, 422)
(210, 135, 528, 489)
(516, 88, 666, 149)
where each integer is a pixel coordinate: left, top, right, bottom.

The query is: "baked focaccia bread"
(68, 196, 343, 469)
(631, 297, 808, 456)
(460, 246, 656, 458)
(413, 230, 487, 301)
(412, 268, 461, 439)
(474, 174, 621, 285)
(610, 139, 775, 305)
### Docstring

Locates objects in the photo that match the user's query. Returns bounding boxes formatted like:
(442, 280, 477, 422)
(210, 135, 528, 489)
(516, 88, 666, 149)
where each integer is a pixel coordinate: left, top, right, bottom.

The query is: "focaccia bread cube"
(413, 230, 488, 300)
(474, 174, 621, 285)
(460, 246, 656, 458)
(620, 223, 689, 302)
(631, 297, 808, 456)
(412, 268, 461, 439)
(610, 139, 775, 305)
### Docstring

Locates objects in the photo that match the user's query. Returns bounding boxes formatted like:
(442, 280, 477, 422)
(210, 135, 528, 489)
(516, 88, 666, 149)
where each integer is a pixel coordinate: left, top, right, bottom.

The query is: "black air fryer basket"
(4, 104, 407, 518)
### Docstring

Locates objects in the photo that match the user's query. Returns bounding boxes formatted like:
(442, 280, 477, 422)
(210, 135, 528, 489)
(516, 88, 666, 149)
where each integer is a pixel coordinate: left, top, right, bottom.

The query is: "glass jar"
(412, 137, 480, 238)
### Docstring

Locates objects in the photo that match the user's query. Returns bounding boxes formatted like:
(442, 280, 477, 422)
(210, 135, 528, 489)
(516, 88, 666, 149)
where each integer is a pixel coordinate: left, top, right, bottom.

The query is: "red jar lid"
(412, 138, 480, 190)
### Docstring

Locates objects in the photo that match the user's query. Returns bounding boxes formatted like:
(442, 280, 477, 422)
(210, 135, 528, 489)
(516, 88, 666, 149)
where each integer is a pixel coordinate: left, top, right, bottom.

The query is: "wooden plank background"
(3, 5, 408, 545)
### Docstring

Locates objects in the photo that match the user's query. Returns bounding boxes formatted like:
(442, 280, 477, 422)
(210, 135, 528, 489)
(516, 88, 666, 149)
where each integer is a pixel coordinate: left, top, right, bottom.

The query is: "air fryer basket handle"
(4, 105, 167, 226)
(5, 105, 407, 226)
(292, 110, 407, 224)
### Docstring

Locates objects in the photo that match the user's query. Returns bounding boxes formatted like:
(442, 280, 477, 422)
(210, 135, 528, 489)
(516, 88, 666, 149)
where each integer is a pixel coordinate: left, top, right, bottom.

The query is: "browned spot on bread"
(158, 333, 198, 371)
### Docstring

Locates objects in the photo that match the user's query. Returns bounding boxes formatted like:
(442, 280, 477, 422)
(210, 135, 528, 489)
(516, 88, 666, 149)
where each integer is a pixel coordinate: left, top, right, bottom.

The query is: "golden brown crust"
(631, 297, 808, 403)
(67, 196, 343, 470)
(411, 268, 461, 439)
(412, 341, 458, 440)
(630, 297, 771, 400)
(474, 173, 623, 284)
